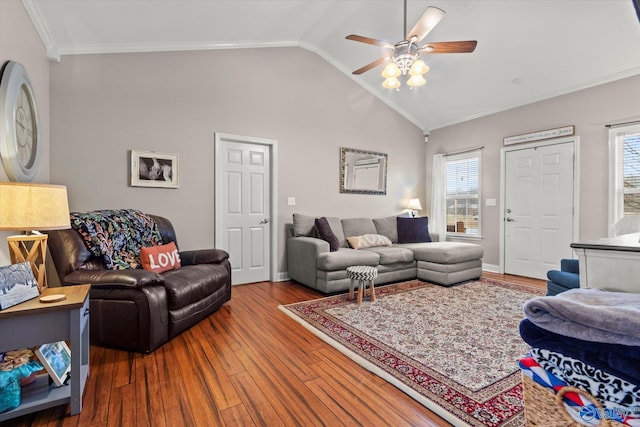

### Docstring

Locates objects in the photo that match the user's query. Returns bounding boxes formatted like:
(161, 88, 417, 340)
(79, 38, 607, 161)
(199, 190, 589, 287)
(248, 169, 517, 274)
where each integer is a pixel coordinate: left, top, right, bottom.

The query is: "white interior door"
(503, 141, 576, 279)
(215, 134, 275, 285)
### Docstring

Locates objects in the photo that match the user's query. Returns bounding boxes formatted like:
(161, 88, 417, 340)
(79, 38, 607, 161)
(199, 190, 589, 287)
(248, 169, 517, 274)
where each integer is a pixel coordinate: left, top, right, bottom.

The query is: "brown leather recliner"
(47, 214, 231, 353)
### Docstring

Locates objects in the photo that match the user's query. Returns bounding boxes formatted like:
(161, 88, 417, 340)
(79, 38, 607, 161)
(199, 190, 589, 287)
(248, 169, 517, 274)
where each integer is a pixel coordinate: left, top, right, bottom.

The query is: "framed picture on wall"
(130, 150, 179, 188)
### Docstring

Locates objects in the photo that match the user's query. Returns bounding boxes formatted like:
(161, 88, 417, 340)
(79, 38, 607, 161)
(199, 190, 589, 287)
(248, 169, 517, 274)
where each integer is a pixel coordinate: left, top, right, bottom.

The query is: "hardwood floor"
(4, 273, 545, 427)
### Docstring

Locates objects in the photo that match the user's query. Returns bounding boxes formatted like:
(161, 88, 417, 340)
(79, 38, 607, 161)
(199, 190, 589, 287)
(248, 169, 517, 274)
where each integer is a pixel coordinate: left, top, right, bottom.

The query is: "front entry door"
(215, 134, 273, 285)
(503, 141, 575, 279)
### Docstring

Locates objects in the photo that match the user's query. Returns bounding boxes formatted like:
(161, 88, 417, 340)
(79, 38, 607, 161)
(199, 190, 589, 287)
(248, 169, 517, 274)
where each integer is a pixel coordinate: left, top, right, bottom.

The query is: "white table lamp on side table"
(0, 182, 70, 290)
(407, 198, 422, 218)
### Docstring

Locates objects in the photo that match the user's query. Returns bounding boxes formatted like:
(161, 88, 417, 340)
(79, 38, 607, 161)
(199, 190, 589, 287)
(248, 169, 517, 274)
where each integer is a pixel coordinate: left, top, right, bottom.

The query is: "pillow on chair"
(140, 242, 181, 273)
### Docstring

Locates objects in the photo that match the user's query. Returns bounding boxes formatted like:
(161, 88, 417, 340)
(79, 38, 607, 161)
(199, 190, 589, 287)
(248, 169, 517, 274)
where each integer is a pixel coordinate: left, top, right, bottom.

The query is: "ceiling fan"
(346, 0, 477, 89)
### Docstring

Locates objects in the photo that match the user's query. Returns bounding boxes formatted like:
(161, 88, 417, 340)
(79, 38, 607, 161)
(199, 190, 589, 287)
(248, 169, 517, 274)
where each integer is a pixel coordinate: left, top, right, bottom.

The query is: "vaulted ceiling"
(24, 0, 640, 132)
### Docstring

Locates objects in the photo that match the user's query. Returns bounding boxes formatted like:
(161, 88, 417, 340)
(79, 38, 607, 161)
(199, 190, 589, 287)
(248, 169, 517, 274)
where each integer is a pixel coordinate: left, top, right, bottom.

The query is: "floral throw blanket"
(70, 209, 163, 269)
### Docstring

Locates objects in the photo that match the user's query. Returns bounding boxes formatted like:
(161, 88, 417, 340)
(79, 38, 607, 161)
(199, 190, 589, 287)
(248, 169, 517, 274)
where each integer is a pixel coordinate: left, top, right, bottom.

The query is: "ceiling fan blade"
(346, 34, 393, 48)
(419, 40, 478, 54)
(407, 6, 445, 43)
(352, 57, 389, 75)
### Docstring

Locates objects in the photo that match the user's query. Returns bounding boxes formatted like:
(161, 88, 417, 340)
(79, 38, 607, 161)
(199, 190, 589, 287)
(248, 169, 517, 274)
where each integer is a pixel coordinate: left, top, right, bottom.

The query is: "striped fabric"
(346, 265, 378, 281)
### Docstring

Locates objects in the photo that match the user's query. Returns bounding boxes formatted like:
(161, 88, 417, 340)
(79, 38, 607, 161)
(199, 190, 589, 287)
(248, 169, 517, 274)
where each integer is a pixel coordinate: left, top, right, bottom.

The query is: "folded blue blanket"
(519, 319, 640, 385)
(523, 288, 640, 346)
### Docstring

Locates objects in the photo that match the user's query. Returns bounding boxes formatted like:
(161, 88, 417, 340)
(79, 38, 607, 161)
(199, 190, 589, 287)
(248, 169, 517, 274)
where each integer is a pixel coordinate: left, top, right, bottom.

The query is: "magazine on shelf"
(35, 341, 71, 386)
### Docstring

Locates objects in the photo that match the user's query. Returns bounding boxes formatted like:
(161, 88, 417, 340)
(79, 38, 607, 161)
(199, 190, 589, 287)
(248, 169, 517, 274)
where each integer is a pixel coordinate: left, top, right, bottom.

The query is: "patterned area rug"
(279, 278, 545, 427)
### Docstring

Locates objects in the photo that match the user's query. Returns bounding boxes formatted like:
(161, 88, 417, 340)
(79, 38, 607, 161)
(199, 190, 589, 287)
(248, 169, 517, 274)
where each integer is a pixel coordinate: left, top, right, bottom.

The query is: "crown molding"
(428, 66, 640, 132)
(22, 0, 60, 62)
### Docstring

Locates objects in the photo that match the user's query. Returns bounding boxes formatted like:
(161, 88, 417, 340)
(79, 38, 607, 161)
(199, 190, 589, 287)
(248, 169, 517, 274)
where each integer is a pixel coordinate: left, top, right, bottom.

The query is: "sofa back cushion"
(341, 218, 377, 239)
(292, 213, 316, 237)
(151, 215, 178, 248)
(292, 214, 346, 247)
(47, 227, 96, 278)
(373, 216, 399, 243)
(325, 217, 347, 247)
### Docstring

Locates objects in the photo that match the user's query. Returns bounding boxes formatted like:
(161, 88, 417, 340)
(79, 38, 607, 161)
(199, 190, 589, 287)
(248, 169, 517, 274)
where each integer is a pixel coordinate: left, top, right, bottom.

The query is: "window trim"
(608, 123, 640, 236)
(444, 149, 482, 239)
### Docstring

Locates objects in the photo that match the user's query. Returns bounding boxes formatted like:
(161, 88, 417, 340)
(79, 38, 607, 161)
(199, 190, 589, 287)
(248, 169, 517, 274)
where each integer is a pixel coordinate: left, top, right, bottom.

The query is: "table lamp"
(0, 182, 70, 291)
(407, 198, 422, 218)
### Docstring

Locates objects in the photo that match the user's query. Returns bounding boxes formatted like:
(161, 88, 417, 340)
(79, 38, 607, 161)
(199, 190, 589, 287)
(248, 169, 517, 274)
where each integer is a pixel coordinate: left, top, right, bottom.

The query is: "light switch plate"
(288, 197, 296, 206)
(485, 198, 497, 207)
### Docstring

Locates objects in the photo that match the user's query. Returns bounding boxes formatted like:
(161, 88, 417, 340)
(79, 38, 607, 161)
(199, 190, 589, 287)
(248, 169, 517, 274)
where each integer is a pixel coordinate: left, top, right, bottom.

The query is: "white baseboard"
(482, 263, 500, 273)
(275, 272, 290, 282)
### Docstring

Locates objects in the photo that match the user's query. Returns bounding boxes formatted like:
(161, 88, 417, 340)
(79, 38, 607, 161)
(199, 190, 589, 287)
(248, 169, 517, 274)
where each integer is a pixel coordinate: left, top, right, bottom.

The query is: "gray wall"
(427, 74, 640, 268)
(5, 0, 640, 280)
(49, 48, 426, 277)
(0, 0, 51, 266)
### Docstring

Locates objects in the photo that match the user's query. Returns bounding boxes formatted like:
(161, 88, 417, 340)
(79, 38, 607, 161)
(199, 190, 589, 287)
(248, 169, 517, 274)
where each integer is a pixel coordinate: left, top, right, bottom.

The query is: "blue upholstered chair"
(546, 259, 580, 296)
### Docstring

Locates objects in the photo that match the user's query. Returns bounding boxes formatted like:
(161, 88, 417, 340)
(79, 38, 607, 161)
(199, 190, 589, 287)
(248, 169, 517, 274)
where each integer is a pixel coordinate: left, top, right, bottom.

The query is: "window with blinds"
(609, 123, 640, 227)
(623, 133, 640, 215)
(445, 150, 481, 236)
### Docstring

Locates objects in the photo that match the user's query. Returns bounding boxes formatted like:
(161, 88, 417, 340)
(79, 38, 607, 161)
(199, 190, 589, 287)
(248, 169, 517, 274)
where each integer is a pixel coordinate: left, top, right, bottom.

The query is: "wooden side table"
(0, 284, 90, 421)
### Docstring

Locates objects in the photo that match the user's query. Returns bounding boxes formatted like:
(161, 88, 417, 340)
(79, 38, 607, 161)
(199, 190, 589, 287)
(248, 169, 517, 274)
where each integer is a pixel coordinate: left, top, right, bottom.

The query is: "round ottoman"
(346, 265, 378, 304)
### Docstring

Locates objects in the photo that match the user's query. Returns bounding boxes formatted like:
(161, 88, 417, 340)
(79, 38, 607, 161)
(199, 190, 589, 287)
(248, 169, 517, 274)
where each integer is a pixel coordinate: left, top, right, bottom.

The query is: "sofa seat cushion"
(418, 259, 482, 273)
(361, 246, 414, 265)
(162, 264, 229, 310)
(412, 242, 484, 264)
(317, 248, 379, 271)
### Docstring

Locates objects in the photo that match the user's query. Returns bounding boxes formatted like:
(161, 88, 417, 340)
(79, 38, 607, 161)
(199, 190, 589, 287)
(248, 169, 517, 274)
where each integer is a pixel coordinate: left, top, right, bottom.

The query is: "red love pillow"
(140, 242, 181, 273)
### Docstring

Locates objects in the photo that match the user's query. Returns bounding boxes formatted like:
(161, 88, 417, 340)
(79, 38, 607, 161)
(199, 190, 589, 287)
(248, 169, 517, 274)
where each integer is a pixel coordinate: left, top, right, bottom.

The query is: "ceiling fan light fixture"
(382, 77, 401, 89)
(409, 58, 429, 75)
(381, 62, 401, 79)
(407, 74, 426, 87)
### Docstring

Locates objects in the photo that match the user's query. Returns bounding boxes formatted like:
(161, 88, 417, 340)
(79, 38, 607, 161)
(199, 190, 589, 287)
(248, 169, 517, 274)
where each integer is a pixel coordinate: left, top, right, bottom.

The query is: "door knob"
(506, 217, 515, 222)
(259, 218, 270, 224)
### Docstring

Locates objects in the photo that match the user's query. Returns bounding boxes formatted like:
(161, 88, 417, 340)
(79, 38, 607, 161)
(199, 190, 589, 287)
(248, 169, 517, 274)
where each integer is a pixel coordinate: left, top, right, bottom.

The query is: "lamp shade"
(409, 59, 429, 76)
(407, 74, 427, 87)
(381, 62, 401, 79)
(383, 77, 401, 89)
(407, 198, 423, 211)
(0, 182, 70, 231)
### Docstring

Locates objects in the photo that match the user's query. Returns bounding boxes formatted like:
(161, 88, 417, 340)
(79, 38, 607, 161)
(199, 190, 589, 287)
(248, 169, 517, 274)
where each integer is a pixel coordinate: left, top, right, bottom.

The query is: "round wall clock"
(0, 61, 41, 182)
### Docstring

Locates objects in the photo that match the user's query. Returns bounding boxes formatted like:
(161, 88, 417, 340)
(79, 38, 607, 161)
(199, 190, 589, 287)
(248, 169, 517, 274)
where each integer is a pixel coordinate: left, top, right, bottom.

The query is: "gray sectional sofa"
(287, 213, 484, 294)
